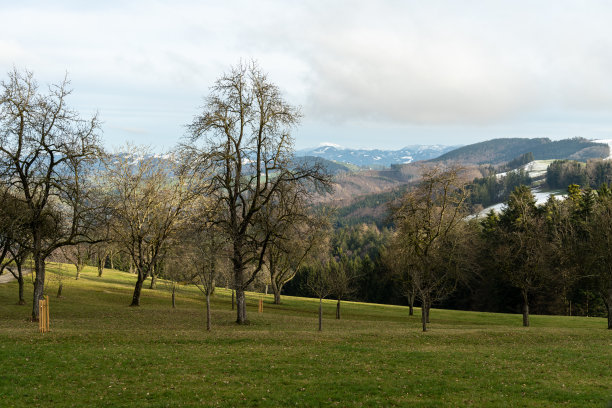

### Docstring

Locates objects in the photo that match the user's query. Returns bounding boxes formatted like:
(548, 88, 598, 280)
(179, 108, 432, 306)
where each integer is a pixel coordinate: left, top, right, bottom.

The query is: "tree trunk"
(56, 283, 63, 298)
(236, 289, 247, 324)
(271, 279, 282, 305)
(318, 297, 323, 331)
(231, 289, 235, 310)
(149, 274, 157, 289)
(420, 295, 429, 332)
(607, 287, 612, 330)
(172, 287, 176, 309)
(408, 291, 415, 316)
(336, 298, 341, 319)
(109, 253, 115, 270)
(421, 303, 427, 332)
(130, 271, 146, 306)
(17, 267, 25, 305)
(97, 256, 104, 277)
(206, 292, 211, 331)
(31, 250, 45, 321)
(75, 264, 82, 280)
(522, 290, 530, 327)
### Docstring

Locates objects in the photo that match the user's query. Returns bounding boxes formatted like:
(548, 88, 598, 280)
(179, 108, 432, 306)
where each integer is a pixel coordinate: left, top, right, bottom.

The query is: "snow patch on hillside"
(593, 139, 612, 160)
(318, 142, 343, 149)
(477, 188, 566, 217)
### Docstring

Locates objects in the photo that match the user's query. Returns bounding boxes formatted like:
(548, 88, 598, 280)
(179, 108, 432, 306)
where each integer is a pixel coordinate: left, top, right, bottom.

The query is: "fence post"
(258, 298, 263, 313)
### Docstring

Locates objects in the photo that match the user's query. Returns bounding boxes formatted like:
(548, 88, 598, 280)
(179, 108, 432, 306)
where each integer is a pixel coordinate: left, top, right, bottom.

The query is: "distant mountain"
(295, 143, 460, 167)
(430, 137, 609, 165)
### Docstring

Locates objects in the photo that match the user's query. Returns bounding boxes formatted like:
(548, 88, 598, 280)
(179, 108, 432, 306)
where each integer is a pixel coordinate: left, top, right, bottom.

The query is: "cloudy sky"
(3, 0, 612, 150)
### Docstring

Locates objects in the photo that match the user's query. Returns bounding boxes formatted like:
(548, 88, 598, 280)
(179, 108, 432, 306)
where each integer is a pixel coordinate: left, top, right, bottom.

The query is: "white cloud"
(3, 0, 612, 148)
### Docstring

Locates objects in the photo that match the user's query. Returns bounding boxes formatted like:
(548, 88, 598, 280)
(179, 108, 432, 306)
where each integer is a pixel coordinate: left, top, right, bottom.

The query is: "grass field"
(1, 264, 611, 407)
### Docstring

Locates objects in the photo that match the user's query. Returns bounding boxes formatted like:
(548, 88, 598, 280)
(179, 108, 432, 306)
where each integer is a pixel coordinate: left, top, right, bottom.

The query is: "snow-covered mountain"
(295, 143, 460, 167)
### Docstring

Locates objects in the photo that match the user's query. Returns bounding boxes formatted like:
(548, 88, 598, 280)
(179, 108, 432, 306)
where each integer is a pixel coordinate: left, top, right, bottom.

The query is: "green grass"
(1, 264, 611, 407)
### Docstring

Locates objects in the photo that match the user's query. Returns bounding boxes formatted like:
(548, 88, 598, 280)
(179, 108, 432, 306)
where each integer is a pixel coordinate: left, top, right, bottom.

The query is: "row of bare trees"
(0, 63, 331, 326)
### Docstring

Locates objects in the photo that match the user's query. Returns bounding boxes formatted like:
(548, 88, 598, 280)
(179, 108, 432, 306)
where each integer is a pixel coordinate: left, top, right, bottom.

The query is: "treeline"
(285, 224, 397, 305)
(333, 188, 406, 228)
(546, 159, 612, 189)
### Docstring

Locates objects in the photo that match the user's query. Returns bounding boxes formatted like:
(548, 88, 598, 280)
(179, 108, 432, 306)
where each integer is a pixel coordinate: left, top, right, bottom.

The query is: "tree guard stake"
(39, 295, 49, 333)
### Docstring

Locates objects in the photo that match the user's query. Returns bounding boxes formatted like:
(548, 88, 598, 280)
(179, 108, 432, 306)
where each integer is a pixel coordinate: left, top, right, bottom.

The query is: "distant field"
(1, 264, 611, 407)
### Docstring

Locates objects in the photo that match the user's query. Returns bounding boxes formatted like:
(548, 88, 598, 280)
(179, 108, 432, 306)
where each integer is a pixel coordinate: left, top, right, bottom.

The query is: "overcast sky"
(3, 0, 612, 150)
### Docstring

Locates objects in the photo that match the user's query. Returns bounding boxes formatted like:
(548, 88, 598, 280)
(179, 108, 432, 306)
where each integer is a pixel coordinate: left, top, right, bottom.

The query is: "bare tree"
(382, 244, 416, 316)
(307, 260, 333, 331)
(105, 146, 195, 307)
(185, 62, 330, 324)
(391, 166, 472, 331)
(328, 253, 357, 320)
(191, 226, 227, 331)
(89, 243, 109, 278)
(264, 185, 330, 304)
(0, 69, 102, 320)
(60, 243, 88, 280)
(0, 191, 31, 304)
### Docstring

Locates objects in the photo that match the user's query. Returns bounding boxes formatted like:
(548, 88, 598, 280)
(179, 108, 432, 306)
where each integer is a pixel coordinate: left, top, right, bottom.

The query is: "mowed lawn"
(1, 264, 611, 407)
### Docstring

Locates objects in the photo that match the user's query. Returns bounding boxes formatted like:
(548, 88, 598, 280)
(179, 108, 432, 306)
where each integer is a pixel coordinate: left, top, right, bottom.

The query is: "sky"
(3, 0, 612, 151)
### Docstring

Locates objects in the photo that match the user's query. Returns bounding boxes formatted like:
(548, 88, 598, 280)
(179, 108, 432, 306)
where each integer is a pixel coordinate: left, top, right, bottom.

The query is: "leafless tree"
(382, 244, 416, 316)
(0, 190, 31, 304)
(328, 253, 357, 320)
(185, 62, 330, 324)
(0, 69, 102, 320)
(60, 243, 88, 280)
(391, 166, 472, 331)
(190, 225, 227, 331)
(264, 185, 330, 304)
(89, 243, 109, 278)
(307, 260, 333, 332)
(104, 146, 196, 307)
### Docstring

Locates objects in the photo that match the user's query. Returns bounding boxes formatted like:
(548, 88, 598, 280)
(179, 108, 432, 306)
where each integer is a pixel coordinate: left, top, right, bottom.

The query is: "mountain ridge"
(295, 144, 460, 167)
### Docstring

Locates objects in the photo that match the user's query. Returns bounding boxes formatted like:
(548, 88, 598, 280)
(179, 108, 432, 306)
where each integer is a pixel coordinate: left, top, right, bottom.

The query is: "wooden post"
(45, 295, 49, 332)
(258, 298, 263, 313)
(39, 296, 50, 333)
(39, 299, 43, 332)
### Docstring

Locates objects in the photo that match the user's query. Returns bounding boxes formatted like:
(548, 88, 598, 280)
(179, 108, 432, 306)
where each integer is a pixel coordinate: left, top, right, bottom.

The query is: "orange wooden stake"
(45, 295, 49, 332)
(258, 298, 263, 313)
(39, 296, 50, 333)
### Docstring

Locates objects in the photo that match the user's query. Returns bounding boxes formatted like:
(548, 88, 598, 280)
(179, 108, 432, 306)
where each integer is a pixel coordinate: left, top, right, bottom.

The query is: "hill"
(1, 263, 610, 407)
(292, 155, 356, 175)
(430, 137, 609, 165)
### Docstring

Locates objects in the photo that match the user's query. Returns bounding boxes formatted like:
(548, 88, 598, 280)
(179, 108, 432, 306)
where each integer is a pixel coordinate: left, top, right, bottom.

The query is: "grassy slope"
(1, 264, 611, 407)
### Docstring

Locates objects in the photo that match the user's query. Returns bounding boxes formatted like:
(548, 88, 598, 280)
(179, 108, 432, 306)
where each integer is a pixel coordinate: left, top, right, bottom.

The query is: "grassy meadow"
(0, 263, 611, 407)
